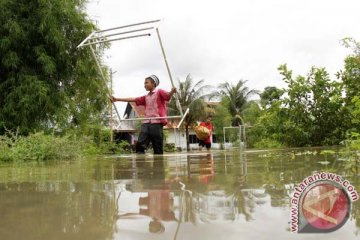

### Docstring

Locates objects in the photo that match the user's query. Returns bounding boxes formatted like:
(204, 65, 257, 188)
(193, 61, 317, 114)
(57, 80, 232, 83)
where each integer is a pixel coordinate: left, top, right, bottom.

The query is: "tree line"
(0, 0, 108, 135)
(170, 38, 360, 149)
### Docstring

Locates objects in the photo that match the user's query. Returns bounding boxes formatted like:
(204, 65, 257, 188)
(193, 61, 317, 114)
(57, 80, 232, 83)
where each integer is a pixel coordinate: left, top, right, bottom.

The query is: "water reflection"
(114, 152, 262, 237)
(0, 181, 116, 240)
(116, 157, 177, 234)
(0, 149, 359, 239)
(179, 153, 246, 223)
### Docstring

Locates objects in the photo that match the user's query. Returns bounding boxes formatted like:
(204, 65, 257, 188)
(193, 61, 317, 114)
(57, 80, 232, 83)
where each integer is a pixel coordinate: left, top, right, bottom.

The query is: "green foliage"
(215, 80, 259, 126)
(212, 37, 360, 149)
(0, 131, 86, 162)
(0, 0, 109, 134)
(338, 132, 360, 171)
(243, 100, 262, 126)
(350, 96, 360, 127)
(170, 74, 211, 123)
(248, 62, 348, 148)
(260, 86, 284, 110)
(223, 127, 241, 144)
(69, 126, 130, 155)
(253, 138, 283, 149)
(277, 64, 345, 146)
(164, 143, 177, 152)
(338, 38, 360, 132)
(212, 99, 232, 143)
(345, 132, 360, 151)
(247, 101, 286, 148)
(0, 128, 130, 162)
(341, 37, 360, 55)
(339, 54, 360, 103)
(168, 74, 211, 150)
(213, 38, 360, 148)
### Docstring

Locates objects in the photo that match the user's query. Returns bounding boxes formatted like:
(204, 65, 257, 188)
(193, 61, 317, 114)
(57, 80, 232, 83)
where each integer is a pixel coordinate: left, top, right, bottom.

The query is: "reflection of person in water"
(199, 153, 214, 184)
(187, 153, 214, 184)
(117, 156, 177, 233)
(139, 186, 176, 233)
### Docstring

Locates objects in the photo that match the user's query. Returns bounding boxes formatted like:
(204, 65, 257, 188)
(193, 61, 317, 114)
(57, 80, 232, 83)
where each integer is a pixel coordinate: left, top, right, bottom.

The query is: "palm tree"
(169, 74, 211, 151)
(216, 80, 259, 126)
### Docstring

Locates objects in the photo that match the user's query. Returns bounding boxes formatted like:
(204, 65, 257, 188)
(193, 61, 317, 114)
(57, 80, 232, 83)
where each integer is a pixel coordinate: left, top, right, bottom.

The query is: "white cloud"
(86, 0, 360, 113)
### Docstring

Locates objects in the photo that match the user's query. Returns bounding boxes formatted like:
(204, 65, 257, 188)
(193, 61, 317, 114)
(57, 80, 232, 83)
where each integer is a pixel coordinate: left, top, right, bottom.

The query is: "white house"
(114, 102, 221, 150)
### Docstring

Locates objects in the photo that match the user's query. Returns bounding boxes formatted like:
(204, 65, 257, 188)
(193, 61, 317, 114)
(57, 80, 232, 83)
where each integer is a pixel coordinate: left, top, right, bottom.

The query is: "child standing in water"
(111, 75, 176, 154)
(198, 115, 213, 151)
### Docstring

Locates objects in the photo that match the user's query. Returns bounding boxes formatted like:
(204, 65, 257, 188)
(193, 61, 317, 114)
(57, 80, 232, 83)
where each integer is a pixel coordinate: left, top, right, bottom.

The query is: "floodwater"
(0, 148, 359, 240)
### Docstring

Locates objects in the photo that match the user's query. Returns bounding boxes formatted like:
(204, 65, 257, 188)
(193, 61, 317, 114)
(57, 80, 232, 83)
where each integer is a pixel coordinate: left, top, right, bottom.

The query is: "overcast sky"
(86, 0, 360, 113)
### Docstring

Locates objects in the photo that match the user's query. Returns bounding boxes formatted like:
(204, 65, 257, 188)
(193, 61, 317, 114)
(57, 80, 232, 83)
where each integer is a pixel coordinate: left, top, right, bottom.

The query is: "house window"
(212, 134, 217, 143)
(189, 134, 199, 144)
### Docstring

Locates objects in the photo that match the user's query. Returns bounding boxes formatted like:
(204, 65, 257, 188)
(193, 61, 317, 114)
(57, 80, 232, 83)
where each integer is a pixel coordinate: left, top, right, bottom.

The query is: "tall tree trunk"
(185, 124, 190, 151)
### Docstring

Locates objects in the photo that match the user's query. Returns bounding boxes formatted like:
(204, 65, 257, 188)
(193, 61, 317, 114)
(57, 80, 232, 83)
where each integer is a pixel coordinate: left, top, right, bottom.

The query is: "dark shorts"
(199, 140, 211, 149)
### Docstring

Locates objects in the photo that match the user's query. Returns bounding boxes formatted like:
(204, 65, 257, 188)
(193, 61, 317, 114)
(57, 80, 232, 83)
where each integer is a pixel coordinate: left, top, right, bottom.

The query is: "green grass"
(0, 131, 130, 162)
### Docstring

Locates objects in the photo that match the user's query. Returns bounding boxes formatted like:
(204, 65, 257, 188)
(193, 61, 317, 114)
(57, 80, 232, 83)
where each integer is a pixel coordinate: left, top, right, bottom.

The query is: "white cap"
(147, 75, 160, 87)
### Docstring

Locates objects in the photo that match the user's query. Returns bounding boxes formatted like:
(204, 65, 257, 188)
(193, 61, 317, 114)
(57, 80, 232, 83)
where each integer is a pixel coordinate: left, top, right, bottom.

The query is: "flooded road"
(0, 149, 359, 240)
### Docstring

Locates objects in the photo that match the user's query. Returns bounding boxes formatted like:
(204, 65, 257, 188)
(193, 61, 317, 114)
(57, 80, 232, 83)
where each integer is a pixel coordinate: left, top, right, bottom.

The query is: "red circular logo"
(301, 183, 350, 231)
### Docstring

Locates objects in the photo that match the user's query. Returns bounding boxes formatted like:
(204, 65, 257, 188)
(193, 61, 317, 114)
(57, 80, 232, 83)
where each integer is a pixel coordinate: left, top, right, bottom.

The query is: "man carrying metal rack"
(77, 19, 189, 154)
(111, 75, 176, 154)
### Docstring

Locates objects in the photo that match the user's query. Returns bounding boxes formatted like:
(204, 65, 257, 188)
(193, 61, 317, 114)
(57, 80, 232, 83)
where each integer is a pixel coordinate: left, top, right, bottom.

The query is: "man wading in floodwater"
(111, 75, 176, 154)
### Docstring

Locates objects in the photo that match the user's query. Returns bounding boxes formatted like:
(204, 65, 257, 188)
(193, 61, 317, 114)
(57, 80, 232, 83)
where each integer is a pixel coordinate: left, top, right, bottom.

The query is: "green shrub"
(338, 132, 360, 170)
(253, 138, 283, 149)
(0, 128, 138, 162)
(164, 143, 177, 152)
(96, 140, 131, 154)
(0, 131, 86, 162)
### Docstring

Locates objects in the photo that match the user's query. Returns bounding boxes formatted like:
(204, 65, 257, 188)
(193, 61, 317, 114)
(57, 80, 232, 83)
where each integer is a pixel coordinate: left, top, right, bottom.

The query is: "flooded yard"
(0, 148, 359, 240)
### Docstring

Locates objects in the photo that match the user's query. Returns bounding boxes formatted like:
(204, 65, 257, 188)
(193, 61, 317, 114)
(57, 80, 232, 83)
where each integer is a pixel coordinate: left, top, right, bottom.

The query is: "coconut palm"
(215, 80, 259, 126)
(169, 74, 212, 151)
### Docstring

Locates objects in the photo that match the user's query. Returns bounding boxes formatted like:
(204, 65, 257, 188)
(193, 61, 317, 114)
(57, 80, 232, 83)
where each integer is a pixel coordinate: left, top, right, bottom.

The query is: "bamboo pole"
(177, 108, 189, 128)
(121, 115, 183, 121)
(82, 34, 151, 47)
(156, 28, 183, 116)
(96, 19, 160, 33)
(89, 45, 122, 122)
(77, 31, 96, 48)
(89, 27, 154, 40)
